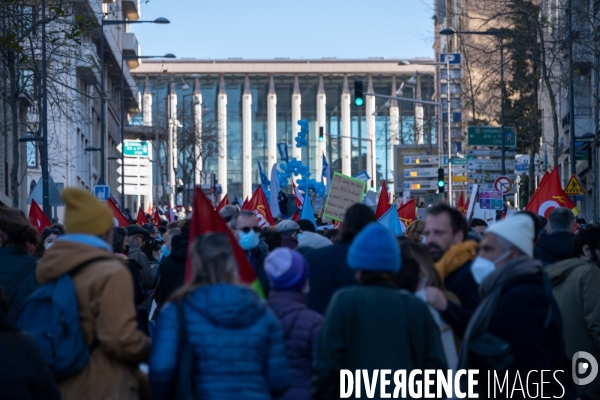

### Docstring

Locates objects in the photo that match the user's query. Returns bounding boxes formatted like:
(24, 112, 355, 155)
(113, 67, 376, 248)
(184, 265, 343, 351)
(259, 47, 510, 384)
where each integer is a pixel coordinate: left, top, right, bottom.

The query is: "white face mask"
(420, 234, 427, 244)
(471, 251, 511, 285)
(44, 242, 53, 250)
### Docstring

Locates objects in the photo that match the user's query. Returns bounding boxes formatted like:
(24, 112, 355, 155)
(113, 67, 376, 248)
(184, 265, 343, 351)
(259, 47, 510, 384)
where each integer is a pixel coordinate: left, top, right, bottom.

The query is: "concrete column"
(167, 78, 177, 206)
(389, 76, 400, 199)
(144, 141, 153, 211)
(291, 74, 302, 161)
(267, 74, 277, 169)
(341, 75, 351, 176)
(143, 75, 152, 126)
(366, 75, 376, 190)
(193, 78, 203, 186)
(217, 75, 228, 196)
(242, 75, 252, 199)
(316, 75, 326, 178)
(415, 73, 424, 145)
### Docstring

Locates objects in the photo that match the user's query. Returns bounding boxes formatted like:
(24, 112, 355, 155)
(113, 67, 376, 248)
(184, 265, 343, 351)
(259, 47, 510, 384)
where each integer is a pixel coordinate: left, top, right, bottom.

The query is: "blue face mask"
(157, 233, 163, 241)
(239, 231, 259, 250)
(161, 244, 170, 259)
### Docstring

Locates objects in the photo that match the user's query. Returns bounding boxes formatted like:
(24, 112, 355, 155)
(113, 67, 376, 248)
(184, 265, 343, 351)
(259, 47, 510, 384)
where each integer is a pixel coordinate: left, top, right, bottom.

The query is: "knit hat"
(62, 188, 114, 236)
(485, 214, 535, 257)
(347, 223, 401, 272)
(297, 219, 317, 233)
(276, 220, 300, 235)
(298, 231, 332, 250)
(264, 248, 309, 291)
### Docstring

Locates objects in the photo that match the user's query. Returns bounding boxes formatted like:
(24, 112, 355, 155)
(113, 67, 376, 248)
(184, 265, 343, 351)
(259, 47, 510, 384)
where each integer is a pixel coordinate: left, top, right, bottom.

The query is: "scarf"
(435, 240, 479, 281)
(457, 255, 542, 371)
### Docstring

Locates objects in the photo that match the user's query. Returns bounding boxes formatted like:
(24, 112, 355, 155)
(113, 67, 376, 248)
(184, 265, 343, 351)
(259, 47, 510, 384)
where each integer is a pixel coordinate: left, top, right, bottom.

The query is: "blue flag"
(277, 143, 289, 162)
(377, 205, 405, 236)
(258, 161, 270, 185)
(322, 153, 331, 194)
(300, 195, 317, 230)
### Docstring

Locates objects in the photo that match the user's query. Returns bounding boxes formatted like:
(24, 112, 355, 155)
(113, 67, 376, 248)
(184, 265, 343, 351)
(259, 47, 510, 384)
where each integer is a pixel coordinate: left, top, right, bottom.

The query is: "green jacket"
(312, 280, 447, 399)
(0, 246, 39, 316)
(546, 258, 600, 399)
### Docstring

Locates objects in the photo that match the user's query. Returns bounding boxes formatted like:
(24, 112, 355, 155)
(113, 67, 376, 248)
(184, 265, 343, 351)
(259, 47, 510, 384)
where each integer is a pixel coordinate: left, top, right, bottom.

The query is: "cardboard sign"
(323, 172, 367, 221)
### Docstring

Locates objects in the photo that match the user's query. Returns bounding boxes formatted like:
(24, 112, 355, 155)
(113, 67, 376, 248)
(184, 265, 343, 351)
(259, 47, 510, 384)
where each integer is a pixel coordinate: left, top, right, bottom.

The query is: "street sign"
(440, 53, 461, 64)
(123, 141, 150, 157)
(479, 191, 504, 210)
(467, 149, 518, 157)
(468, 172, 515, 181)
(452, 176, 469, 182)
(403, 181, 439, 191)
(403, 155, 439, 166)
(468, 183, 495, 192)
(467, 126, 517, 147)
(494, 176, 512, 194)
(404, 168, 444, 178)
(123, 157, 150, 166)
(93, 185, 110, 202)
(453, 185, 467, 191)
(564, 174, 585, 196)
(120, 184, 151, 195)
(117, 176, 152, 185)
(468, 159, 517, 171)
(516, 164, 529, 173)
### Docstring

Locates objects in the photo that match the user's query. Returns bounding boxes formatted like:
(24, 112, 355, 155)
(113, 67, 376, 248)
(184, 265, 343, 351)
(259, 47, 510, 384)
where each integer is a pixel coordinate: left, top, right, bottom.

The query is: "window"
(26, 141, 37, 168)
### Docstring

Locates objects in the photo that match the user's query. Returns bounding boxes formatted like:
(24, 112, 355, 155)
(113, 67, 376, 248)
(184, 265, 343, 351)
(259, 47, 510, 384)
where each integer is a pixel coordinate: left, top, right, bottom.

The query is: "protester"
(457, 214, 575, 397)
(546, 225, 600, 399)
(113, 226, 145, 308)
(149, 233, 291, 399)
(278, 190, 289, 216)
(297, 219, 317, 234)
(231, 210, 270, 296)
(0, 286, 61, 400)
(534, 207, 576, 266)
(276, 220, 301, 249)
(218, 204, 238, 226)
(404, 219, 425, 242)
(400, 241, 444, 290)
(154, 219, 190, 308)
(296, 231, 332, 256)
(36, 188, 150, 400)
(0, 205, 39, 315)
(144, 238, 164, 278)
(32, 224, 65, 257)
(260, 229, 283, 252)
(422, 203, 479, 336)
(469, 218, 488, 235)
(161, 223, 180, 259)
(127, 225, 154, 290)
(313, 223, 447, 398)
(265, 247, 322, 400)
(304, 204, 376, 314)
(142, 223, 160, 240)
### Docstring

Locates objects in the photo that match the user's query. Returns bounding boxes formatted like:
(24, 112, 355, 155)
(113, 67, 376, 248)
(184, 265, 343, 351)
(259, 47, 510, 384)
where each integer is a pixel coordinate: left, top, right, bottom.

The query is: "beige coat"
(37, 240, 151, 400)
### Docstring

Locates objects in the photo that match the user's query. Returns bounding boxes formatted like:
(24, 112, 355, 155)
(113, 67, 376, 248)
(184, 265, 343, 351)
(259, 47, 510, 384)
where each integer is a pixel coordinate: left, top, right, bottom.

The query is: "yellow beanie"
(62, 188, 114, 235)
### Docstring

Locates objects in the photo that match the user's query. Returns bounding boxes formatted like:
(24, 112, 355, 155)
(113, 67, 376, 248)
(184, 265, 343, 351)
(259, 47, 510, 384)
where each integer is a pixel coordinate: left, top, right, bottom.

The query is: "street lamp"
(98, 17, 170, 187)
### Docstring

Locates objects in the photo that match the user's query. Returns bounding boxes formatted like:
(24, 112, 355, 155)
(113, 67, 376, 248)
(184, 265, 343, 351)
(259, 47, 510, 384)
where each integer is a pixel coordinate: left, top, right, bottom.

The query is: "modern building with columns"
(131, 59, 437, 202)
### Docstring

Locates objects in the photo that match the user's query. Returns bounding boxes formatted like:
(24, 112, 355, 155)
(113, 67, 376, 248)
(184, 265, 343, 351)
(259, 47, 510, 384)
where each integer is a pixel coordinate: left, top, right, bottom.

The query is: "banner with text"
(323, 172, 367, 221)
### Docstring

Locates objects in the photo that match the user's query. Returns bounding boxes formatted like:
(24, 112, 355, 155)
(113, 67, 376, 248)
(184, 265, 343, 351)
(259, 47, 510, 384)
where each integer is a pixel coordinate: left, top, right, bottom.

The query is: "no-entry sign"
(494, 176, 512, 194)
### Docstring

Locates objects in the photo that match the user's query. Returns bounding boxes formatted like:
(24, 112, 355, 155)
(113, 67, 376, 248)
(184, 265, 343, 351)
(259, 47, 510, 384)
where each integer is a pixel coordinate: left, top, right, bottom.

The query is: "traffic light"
(437, 168, 445, 193)
(354, 80, 364, 106)
(319, 126, 324, 142)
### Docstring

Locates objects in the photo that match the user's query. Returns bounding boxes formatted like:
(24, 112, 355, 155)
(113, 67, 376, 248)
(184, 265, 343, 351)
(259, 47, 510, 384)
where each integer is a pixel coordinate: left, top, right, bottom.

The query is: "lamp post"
(440, 28, 506, 175)
(99, 17, 170, 187)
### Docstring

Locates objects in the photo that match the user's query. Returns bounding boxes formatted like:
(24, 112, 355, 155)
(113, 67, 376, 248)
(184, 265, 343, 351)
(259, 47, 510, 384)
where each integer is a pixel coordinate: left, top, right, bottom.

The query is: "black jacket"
(304, 242, 357, 314)
(246, 240, 270, 297)
(154, 237, 188, 307)
(441, 260, 481, 337)
(534, 232, 575, 266)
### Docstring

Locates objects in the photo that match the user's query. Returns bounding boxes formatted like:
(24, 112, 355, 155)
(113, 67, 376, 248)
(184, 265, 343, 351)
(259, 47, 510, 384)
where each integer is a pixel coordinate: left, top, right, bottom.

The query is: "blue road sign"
(440, 53, 461, 64)
(94, 185, 110, 202)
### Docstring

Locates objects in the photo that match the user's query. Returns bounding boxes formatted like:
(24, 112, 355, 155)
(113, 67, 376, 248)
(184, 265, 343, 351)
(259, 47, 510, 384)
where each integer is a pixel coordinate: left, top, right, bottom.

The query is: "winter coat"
(268, 290, 323, 400)
(440, 259, 481, 337)
(534, 231, 575, 266)
(128, 244, 154, 290)
(546, 258, 600, 399)
(154, 238, 188, 307)
(0, 246, 39, 316)
(304, 242, 357, 314)
(281, 235, 299, 250)
(313, 280, 447, 399)
(0, 312, 60, 400)
(247, 240, 271, 297)
(37, 240, 151, 400)
(149, 284, 292, 400)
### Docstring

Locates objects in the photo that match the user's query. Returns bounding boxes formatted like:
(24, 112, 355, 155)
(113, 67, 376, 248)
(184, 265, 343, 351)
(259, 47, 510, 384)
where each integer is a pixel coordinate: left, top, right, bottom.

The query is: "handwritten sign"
(323, 172, 367, 221)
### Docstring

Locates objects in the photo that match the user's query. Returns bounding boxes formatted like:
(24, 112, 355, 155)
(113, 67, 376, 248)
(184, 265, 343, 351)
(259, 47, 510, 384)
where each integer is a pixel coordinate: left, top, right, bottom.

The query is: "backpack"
(15, 256, 110, 382)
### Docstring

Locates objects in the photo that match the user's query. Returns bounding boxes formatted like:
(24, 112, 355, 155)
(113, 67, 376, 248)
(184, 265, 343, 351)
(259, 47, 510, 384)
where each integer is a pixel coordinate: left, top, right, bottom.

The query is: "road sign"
(468, 159, 517, 171)
(123, 141, 150, 157)
(479, 190, 504, 210)
(468, 172, 515, 181)
(453, 185, 467, 191)
(467, 149, 518, 157)
(93, 185, 110, 202)
(564, 174, 585, 196)
(403, 181, 439, 191)
(123, 157, 150, 166)
(494, 176, 512, 194)
(467, 126, 517, 147)
(440, 53, 461, 64)
(468, 183, 494, 192)
(403, 155, 439, 166)
(117, 176, 152, 185)
(452, 176, 469, 182)
(120, 184, 151, 195)
(404, 168, 444, 178)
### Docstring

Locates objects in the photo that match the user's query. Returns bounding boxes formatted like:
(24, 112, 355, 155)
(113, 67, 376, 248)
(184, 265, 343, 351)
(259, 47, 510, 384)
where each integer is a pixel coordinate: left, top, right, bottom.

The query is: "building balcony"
(122, 33, 140, 69)
(122, 0, 140, 21)
(76, 44, 101, 85)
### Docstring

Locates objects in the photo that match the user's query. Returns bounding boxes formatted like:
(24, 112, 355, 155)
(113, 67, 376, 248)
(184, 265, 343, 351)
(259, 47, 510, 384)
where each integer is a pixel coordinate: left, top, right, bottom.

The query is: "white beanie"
(485, 214, 535, 257)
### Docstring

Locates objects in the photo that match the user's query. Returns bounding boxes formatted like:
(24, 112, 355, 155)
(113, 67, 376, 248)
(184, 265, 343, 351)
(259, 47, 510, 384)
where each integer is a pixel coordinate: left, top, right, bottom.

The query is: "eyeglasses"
(42, 228, 60, 235)
(238, 227, 261, 234)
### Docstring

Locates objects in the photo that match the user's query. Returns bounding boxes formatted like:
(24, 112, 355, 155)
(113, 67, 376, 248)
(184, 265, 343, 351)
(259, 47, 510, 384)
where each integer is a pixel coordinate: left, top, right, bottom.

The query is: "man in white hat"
(457, 214, 575, 398)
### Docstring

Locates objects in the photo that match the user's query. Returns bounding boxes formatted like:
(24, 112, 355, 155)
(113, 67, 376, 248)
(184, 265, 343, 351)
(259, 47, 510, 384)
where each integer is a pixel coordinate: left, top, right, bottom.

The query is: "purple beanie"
(264, 248, 309, 292)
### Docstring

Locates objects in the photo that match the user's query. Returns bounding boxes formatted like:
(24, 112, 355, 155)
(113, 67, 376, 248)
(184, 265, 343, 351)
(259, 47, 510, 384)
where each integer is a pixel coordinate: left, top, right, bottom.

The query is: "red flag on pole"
(186, 188, 263, 296)
(153, 207, 161, 225)
(242, 186, 275, 227)
(457, 192, 465, 214)
(525, 167, 578, 218)
(136, 207, 149, 226)
(242, 197, 249, 209)
(398, 198, 416, 227)
(215, 194, 230, 213)
(463, 196, 470, 217)
(375, 180, 390, 219)
(29, 199, 51, 234)
(107, 198, 129, 227)
(292, 181, 304, 209)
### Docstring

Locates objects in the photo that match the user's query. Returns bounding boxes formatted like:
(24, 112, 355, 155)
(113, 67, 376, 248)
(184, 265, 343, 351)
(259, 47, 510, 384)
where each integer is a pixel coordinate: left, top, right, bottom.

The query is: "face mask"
(420, 234, 426, 244)
(239, 231, 259, 250)
(44, 242, 53, 250)
(414, 288, 427, 302)
(297, 233, 303, 240)
(161, 244, 170, 259)
(471, 251, 511, 285)
(157, 233, 163, 241)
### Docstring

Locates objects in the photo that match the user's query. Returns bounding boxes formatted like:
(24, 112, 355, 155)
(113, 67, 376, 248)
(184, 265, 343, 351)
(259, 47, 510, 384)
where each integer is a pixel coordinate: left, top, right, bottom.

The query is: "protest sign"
(323, 172, 367, 221)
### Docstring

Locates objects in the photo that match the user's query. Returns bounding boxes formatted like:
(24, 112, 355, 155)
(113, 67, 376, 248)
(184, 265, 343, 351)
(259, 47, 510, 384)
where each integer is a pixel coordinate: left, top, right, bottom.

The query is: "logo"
(572, 351, 598, 385)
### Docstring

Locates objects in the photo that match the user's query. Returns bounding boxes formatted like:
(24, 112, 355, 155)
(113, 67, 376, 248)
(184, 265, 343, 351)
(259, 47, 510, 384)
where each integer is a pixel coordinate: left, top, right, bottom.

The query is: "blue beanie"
(347, 223, 401, 272)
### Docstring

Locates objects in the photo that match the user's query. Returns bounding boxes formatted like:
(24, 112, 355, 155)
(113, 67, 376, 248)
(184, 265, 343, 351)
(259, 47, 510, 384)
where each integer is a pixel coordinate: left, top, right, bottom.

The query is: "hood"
(545, 258, 589, 287)
(435, 240, 479, 281)
(186, 284, 266, 329)
(170, 240, 189, 262)
(37, 240, 115, 284)
(268, 291, 306, 317)
(535, 232, 575, 263)
(298, 231, 332, 250)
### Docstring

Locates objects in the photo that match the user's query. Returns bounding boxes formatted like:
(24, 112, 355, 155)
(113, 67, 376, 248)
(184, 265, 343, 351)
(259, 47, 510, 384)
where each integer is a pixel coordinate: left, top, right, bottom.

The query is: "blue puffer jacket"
(149, 284, 292, 400)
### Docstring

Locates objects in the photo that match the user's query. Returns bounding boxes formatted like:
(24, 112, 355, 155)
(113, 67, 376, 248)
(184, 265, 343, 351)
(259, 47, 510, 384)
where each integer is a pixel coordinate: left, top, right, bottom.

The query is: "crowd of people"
(0, 188, 598, 399)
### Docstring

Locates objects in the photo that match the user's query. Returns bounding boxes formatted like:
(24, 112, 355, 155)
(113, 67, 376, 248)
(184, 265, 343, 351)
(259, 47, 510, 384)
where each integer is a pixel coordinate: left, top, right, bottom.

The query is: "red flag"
(153, 207, 161, 225)
(525, 167, 578, 218)
(457, 192, 465, 214)
(29, 199, 51, 234)
(136, 207, 149, 226)
(215, 194, 230, 213)
(463, 196, 471, 217)
(291, 210, 300, 221)
(242, 197, 249, 209)
(292, 181, 304, 209)
(398, 198, 416, 227)
(108, 198, 130, 227)
(375, 180, 390, 219)
(242, 186, 275, 227)
(186, 188, 263, 295)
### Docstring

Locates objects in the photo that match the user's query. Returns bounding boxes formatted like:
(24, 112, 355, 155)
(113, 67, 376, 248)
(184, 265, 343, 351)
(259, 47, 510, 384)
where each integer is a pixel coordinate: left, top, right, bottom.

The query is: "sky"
(130, 0, 435, 60)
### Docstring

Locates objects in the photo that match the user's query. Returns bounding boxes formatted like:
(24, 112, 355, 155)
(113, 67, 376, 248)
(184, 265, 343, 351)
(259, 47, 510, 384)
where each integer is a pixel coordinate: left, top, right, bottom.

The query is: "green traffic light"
(318, 136, 324, 142)
(355, 98, 364, 107)
(438, 181, 444, 187)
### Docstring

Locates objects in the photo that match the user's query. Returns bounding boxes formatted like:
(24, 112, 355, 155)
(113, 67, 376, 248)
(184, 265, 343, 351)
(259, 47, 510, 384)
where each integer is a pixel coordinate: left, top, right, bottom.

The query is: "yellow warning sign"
(564, 175, 585, 196)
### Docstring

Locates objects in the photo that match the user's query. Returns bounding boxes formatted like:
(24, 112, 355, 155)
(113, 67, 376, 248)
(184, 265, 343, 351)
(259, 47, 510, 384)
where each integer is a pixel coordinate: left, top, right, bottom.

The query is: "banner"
(322, 153, 331, 195)
(136, 207, 149, 226)
(242, 186, 275, 227)
(525, 167, 578, 218)
(269, 163, 282, 218)
(375, 180, 390, 219)
(215, 194, 230, 213)
(277, 142, 289, 162)
(323, 172, 367, 222)
(28, 199, 51, 234)
(258, 161, 270, 185)
(107, 198, 130, 227)
(398, 198, 416, 227)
